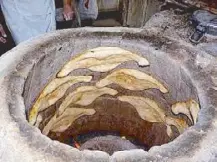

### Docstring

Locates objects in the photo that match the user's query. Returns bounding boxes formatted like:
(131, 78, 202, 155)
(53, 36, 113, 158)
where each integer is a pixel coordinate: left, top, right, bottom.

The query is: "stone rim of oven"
(1, 27, 216, 162)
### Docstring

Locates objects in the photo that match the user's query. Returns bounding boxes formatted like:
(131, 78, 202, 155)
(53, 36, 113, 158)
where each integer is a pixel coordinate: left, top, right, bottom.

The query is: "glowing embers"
(28, 46, 200, 150)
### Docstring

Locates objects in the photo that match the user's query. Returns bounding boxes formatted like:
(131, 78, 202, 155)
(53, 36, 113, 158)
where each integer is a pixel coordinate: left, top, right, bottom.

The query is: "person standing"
(0, 0, 56, 45)
(62, 0, 98, 25)
(78, 0, 98, 22)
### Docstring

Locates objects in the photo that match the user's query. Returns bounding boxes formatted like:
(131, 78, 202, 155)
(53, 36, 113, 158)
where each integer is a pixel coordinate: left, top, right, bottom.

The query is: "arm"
(63, 0, 71, 6)
(0, 8, 7, 43)
(63, 0, 75, 20)
(0, 24, 7, 43)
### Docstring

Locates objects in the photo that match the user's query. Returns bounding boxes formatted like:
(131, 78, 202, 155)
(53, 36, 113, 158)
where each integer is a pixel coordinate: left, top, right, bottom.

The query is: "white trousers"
(79, 0, 98, 20)
(1, 0, 56, 44)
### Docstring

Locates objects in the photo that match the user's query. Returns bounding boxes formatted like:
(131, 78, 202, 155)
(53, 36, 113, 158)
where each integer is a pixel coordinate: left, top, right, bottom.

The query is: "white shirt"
(1, 0, 56, 44)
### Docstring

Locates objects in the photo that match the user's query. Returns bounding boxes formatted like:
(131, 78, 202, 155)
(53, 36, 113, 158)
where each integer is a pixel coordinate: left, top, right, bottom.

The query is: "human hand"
(0, 24, 7, 43)
(63, 4, 75, 21)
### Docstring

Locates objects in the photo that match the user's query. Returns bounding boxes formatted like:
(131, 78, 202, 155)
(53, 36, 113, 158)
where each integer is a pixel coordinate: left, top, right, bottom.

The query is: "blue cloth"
(0, 0, 56, 44)
(79, 0, 98, 20)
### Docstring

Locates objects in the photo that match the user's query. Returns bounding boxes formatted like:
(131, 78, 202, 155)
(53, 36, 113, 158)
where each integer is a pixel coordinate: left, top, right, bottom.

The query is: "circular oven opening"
(23, 45, 200, 155)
